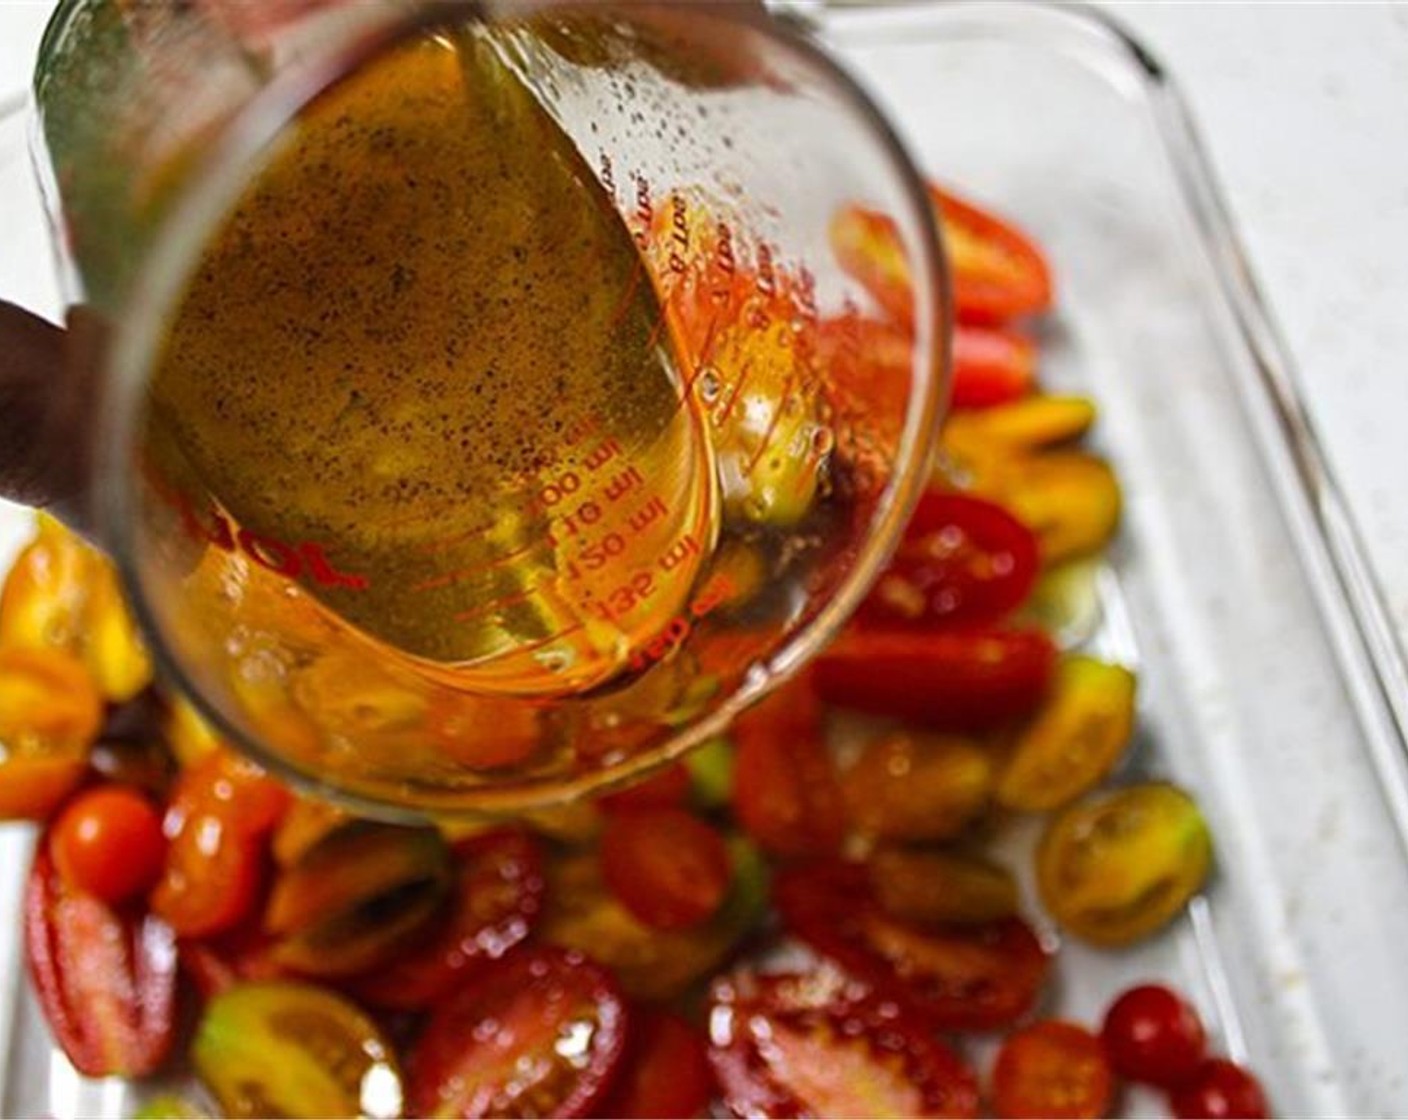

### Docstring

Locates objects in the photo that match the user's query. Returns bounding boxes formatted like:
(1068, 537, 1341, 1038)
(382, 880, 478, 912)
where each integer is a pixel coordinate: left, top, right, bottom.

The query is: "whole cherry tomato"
(601, 808, 732, 931)
(815, 626, 1057, 732)
(858, 490, 1040, 632)
(1168, 1058, 1270, 1119)
(1101, 983, 1207, 1088)
(50, 784, 166, 905)
(991, 1020, 1114, 1120)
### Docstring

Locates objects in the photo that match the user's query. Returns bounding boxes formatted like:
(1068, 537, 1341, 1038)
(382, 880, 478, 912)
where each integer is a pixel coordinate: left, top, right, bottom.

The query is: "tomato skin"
(24, 844, 177, 1078)
(601, 808, 731, 931)
(595, 1009, 714, 1120)
(815, 627, 1057, 732)
(1168, 1059, 1270, 1120)
(350, 828, 545, 1011)
(0, 647, 104, 820)
(859, 490, 1040, 632)
(952, 325, 1037, 409)
(731, 676, 847, 858)
(598, 762, 692, 815)
(151, 750, 290, 938)
(991, 1020, 1114, 1120)
(407, 946, 628, 1119)
(51, 785, 166, 905)
(1100, 984, 1206, 1088)
(930, 184, 1053, 324)
(775, 860, 1050, 1032)
(708, 967, 979, 1119)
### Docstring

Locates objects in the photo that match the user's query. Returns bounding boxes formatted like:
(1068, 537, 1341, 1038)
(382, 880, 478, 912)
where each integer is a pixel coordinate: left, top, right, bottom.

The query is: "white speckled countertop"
(4, 0, 1406, 638)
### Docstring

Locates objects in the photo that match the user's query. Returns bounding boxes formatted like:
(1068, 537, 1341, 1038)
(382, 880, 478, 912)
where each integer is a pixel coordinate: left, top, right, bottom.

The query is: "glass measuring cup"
(19, 0, 948, 817)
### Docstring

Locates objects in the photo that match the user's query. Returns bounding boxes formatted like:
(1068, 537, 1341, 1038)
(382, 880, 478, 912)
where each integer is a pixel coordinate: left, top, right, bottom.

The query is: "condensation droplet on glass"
(537, 648, 572, 674)
(811, 425, 835, 456)
(697, 367, 722, 403)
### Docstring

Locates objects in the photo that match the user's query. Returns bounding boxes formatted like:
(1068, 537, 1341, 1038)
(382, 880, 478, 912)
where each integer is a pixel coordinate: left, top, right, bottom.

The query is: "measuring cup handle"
(0, 99, 98, 539)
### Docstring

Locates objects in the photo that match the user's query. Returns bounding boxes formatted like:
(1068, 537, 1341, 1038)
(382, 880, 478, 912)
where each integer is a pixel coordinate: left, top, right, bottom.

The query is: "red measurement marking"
(416, 520, 498, 556)
(452, 584, 537, 624)
(715, 356, 755, 427)
(511, 621, 586, 657)
(407, 540, 537, 593)
(742, 366, 802, 479)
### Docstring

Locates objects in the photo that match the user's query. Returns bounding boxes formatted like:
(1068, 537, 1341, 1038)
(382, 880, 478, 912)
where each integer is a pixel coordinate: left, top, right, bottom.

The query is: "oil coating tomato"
(708, 967, 979, 1119)
(775, 860, 1050, 1031)
(858, 490, 1040, 632)
(1100, 983, 1207, 1088)
(596, 1009, 714, 1119)
(406, 946, 628, 1119)
(991, 1020, 1114, 1119)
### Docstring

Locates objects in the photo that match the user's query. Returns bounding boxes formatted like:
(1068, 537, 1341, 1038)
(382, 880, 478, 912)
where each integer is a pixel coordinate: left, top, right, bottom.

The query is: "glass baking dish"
(3, 1, 1408, 1115)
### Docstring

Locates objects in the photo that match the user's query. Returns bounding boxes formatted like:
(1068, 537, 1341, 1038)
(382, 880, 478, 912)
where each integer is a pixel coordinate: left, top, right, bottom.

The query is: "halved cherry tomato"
(179, 914, 287, 1001)
(0, 515, 96, 653)
(152, 749, 291, 938)
(815, 626, 1057, 732)
(1037, 783, 1212, 947)
(991, 1020, 1114, 1120)
(50, 784, 166, 905)
(995, 656, 1137, 812)
(952, 325, 1038, 410)
(192, 981, 402, 1118)
(601, 808, 732, 931)
(0, 647, 103, 819)
(407, 946, 628, 1119)
(708, 967, 979, 1119)
(931, 184, 1054, 324)
(541, 840, 767, 1003)
(1100, 983, 1207, 1088)
(350, 828, 545, 1011)
(858, 490, 1040, 631)
(598, 761, 692, 814)
(1168, 1059, 1270, 1120)
(842, 730, 993, 842)
(870, 846, 1018, 927)
(731, 675, 846, 858)
(24, 844, 177, 1078)
(597, 1009, 714, 1120)
(775, 860, 1050, 1031)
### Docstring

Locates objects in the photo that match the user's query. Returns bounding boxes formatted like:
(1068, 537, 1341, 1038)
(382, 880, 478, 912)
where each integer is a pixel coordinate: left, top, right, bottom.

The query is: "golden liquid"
(147, 31, 716, 696)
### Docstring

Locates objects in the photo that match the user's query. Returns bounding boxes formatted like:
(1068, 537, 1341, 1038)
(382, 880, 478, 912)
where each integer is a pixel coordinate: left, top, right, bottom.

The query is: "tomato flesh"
(597, 1009, 714, 1119)
(815, 626, 1057, 732)
(708, 967, 979, 1119)
(1169, 1058, 1270, 1120)
(952, 325, 1038, 409)
(24, 844, 176, 1078)
(991, 1020, 1114, 1120)
(931, 184, 1053, 324)
(51, 784, 166, 905)
(407, 946, 628, 1119)
(0, 647, 103, 819)
(350, 828, 545, 1011)
(858, 490, 1040, 632)
(775, 860, 1050, 1031)
(1100, 983, 1207, 1088)
(601, 808, 732, 931)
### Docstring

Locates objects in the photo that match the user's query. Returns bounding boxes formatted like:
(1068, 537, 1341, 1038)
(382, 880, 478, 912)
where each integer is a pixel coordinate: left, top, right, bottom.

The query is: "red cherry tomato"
(814, 626, 1057, 732)
(598, 762, 692, 815)
(601, 808, 731, 931)
(708, 967, 979, 1119)
(775, 860, 1050, 1032)
(1169, 1058, 1270, 1119)
(1101, 983, 1207, 1088)
(151, 749, 290, 938)
(731, 675, 847, 858)
(50, 785, 166, 905)
(24, 844, 177, 1078)
(931, 183, 1054, 324)
(952, 325, 1038, 409)
(859, 490, 1040, 631)
(407, 946, 628, 1119)
(350, 828, 545, 1011)
(992, 1020, 1114, 1120)
(597, 1009, 714, 1120)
